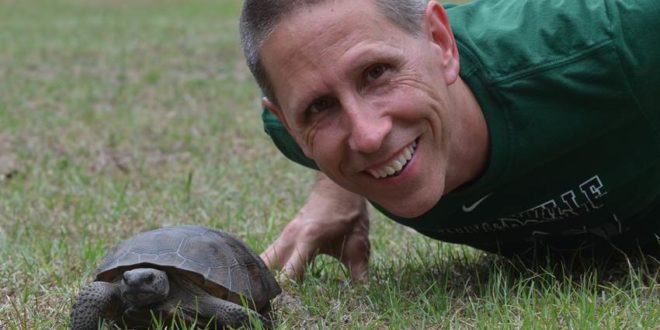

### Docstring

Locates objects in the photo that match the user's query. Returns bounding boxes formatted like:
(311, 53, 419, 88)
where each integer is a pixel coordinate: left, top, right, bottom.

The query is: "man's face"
(261, 0, 460, 217)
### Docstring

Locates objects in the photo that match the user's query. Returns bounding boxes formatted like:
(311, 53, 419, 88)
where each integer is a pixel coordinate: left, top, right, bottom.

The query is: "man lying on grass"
(239, 0, 660, 280)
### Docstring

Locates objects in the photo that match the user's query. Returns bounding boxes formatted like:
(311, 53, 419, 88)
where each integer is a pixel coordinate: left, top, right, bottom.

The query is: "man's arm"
(260, 172, 370, 281)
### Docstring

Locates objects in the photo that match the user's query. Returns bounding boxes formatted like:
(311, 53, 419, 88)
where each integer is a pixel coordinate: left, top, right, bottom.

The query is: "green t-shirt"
(261, 0, 660, 254)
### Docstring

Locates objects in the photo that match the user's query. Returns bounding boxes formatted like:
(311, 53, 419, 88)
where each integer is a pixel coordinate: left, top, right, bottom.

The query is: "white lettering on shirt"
(437, 175, 610, 235)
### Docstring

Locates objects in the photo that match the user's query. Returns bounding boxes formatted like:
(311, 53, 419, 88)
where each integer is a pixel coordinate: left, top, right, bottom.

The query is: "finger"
(283, 246, 315, 281)
(340, 247, 369, 282)
(260, 243, 288, 271)
(347, 259, 369, 282)
(283, 259, 305, 281)
(339, 236, 370, 282)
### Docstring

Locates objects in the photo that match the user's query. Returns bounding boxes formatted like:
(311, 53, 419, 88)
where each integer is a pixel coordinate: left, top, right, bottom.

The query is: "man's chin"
(376, 197, 439, 219)
(389, 208, 431, 219)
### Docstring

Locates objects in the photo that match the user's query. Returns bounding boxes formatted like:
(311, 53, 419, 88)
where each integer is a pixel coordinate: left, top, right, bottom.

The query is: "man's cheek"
(297, 136, 314, 159)
(299, 128, 323, 159)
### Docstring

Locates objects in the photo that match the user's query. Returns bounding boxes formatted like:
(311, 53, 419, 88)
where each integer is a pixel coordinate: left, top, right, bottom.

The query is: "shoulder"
(448, 0, 615, 81)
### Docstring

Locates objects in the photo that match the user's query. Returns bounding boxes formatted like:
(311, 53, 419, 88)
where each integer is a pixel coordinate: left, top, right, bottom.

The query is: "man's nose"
(345, 98, 392, 154)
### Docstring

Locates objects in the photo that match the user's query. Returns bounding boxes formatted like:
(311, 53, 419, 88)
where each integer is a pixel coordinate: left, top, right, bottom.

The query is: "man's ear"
(423, 2, 460, 85)
(263, 97, 292, 131)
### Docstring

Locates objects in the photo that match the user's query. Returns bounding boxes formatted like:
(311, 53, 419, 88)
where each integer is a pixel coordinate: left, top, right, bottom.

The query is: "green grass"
(0, 0, 658, 329)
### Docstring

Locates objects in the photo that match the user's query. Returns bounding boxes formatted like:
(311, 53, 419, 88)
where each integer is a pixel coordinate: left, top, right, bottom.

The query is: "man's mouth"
(367, 140, 418, 179)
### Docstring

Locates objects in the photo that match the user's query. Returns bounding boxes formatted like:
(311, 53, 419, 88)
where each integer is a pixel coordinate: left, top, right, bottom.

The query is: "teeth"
(367, 141, 417, 179)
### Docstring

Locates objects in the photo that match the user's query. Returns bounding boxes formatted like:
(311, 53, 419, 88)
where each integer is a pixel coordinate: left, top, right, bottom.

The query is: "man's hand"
(261, 173, 370, 281)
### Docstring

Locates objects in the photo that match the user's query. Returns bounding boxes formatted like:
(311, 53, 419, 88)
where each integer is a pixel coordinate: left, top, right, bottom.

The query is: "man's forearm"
(305, 172, 368, 226)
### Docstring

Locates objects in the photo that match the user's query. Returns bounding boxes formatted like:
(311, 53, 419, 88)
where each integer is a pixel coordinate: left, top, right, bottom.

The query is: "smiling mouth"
(367, 140, 418, 179)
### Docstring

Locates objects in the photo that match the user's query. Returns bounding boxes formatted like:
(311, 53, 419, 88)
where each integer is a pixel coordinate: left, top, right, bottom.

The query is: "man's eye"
(308, 97, 336, 114)
(366, 64, 388, 82)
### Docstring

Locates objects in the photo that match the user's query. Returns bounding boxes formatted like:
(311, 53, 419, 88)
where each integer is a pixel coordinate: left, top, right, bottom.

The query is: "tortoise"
(70, 225, 281, 329)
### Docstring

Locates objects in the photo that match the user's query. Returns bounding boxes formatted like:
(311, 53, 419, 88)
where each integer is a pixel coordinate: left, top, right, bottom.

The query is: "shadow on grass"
(375, 242, 660, 296)
(268, 239, 660, 328)
(362, 241, 660, 326)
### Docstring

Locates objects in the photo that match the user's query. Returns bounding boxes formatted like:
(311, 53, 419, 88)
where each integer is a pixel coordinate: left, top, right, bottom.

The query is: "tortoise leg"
(70, 281, 121, 330)
(197, 297, 272, 329)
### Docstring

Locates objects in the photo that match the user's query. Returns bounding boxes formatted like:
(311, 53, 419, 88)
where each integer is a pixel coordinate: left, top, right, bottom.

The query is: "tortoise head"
(120, 268, 170, 306)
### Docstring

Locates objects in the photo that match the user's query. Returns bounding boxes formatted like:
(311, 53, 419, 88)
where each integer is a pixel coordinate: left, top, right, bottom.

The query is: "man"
(239, 0, 660, 280)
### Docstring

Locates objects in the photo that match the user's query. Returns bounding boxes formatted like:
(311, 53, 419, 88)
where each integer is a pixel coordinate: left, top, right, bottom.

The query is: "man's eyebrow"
(344, 45, 402, 76)
(343, 45, 384, 66)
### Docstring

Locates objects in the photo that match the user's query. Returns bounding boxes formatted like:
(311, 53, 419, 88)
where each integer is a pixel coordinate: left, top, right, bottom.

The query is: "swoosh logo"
(461, 193, 492, 212)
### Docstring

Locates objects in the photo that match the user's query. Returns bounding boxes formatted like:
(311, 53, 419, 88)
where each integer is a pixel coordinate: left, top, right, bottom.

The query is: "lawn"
(0, 0, 658, 329)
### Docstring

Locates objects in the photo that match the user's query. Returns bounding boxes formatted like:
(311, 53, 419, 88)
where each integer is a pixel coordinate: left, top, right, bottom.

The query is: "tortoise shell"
(95, 225, 280, 309)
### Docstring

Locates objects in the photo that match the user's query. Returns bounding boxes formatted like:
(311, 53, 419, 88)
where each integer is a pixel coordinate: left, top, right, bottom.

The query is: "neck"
(444, 77, 490, 193)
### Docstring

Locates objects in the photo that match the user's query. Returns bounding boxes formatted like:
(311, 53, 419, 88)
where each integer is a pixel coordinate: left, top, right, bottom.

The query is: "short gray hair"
(239, 0, 428, 106)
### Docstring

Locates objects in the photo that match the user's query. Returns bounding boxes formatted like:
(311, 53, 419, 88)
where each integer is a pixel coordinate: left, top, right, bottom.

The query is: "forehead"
(263, 0, 391, 61)
(260, 0, 411, 106)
